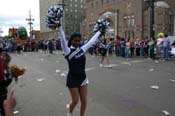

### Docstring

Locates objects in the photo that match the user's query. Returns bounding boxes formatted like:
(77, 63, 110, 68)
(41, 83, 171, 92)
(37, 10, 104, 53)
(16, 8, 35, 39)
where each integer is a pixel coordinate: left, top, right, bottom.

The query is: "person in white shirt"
(162, 34, 170, 60)
(156, 36, 163, 59)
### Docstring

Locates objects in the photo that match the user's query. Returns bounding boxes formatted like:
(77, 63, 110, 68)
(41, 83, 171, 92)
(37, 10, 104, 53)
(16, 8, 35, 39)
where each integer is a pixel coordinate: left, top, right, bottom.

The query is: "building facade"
(39, 0, 85, 40)
(31, 30, 41, 40)
(9, 28, 17, 38)
(81, 0, 175, 39)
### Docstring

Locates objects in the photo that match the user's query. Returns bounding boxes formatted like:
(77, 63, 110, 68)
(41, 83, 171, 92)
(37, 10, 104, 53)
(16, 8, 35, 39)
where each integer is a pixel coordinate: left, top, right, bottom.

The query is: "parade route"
(10, 51, 175, 116)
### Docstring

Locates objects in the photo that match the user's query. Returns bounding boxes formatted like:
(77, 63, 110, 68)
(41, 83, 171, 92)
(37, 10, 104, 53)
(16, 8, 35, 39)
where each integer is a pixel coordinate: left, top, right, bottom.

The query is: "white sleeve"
(58, 26, 70, 55)
(81, 31, 101, 53)
(100, 43, 105, 48)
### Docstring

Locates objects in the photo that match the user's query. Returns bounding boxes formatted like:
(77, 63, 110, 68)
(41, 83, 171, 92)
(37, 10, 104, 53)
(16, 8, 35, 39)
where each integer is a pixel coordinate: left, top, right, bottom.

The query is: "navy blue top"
(65, 48, 86, 74)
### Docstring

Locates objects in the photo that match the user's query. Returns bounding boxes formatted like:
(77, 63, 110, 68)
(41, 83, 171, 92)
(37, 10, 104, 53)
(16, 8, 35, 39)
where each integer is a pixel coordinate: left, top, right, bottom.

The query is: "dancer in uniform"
(99, 39, 112, 68)
(59, 26, 103, 116)
(45, 6, 110, 116)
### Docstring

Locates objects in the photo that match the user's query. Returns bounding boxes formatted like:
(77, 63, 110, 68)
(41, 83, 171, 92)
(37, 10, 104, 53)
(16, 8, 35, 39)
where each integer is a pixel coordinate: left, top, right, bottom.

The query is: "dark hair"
(102, 39, 107, 44)
(152, 37, 156, 41)
(164, 34, 168, 38)
(68, 32, 82, 47)
(0, 48, 2, 54)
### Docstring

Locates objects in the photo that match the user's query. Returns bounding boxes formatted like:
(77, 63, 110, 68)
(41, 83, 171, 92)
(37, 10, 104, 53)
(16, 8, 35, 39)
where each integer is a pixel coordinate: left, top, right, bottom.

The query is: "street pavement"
(8, 51, 175, 116)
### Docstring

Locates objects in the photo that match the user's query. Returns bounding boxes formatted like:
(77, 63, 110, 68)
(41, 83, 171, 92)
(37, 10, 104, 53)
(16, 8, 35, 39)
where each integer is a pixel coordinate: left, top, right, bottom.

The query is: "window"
(75, 4, 77, 7)
(131, 16, 135, 27)
(75, 9, 77, 12)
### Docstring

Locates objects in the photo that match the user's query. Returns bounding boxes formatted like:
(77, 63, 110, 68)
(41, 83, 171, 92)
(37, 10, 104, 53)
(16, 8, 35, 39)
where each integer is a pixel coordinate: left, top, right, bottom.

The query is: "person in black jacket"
(0, 51, 12, 116)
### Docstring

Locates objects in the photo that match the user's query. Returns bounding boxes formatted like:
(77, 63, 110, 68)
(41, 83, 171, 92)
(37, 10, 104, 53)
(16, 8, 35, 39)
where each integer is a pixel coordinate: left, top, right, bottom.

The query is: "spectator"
(125, 39, 130, 58)
(156, 35, 163, 60)
(121, 38, 125, 57)
(130, 38, 135, 57)
(162, 34, 170, 60)
(3, 89, 16, 116)
(149, 37, 156, 59)
(0, 52, 13, 116)
(115, 36, 121, 56)
(135, 39, 140, 56)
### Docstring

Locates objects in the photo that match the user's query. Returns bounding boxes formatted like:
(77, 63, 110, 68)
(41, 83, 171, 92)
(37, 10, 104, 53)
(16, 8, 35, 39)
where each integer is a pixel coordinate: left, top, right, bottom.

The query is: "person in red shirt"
(115, 36, 121, 56)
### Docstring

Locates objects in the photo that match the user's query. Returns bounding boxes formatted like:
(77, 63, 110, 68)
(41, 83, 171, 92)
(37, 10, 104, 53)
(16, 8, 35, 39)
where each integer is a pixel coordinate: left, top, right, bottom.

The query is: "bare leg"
(101, 56, 104, 64)
(79, 86, 88, 116)
(68, 88, 79, 114)
(106, 56, 110, 65)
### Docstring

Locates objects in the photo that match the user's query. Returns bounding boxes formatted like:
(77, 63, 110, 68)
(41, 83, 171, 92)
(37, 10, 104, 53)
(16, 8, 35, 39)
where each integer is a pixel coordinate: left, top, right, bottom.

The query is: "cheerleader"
(58, 25, 102, 116)
(99, 39, 112, 68)
(45, 6, 110, 116)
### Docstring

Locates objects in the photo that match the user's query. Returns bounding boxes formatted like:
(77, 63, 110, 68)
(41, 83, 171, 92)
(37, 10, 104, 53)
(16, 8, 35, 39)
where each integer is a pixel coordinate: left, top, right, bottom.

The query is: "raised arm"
(81, 31, 101, 53)
(58, 26, 70, 55)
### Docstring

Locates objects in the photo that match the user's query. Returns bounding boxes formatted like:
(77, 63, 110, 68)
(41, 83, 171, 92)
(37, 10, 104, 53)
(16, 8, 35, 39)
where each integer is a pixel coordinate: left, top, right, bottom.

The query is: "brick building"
(31, 30, 41, 40)
(81, 0, 175, 39)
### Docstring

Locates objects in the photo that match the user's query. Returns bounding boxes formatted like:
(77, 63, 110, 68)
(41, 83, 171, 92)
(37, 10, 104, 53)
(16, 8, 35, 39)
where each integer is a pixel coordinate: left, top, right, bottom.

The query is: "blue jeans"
(163, 46, 169, 60)
(125, 48, 130, 58)
(115, 47, 120, 56)
(141, 47, 144, 56)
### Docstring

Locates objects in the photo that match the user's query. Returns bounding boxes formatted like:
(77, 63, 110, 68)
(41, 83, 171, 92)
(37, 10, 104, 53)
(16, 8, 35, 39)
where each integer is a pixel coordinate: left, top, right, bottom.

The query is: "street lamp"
(144, 0, 155, 38)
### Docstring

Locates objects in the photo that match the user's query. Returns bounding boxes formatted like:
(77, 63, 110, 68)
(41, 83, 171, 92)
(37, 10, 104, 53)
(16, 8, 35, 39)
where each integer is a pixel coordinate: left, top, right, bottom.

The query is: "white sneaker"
(107, 64, 112, 68)
(100, 64, 103, 67)
(66, 104, 70, 109)
(66, 104, 72, 116)
(67, 113, 72, 116)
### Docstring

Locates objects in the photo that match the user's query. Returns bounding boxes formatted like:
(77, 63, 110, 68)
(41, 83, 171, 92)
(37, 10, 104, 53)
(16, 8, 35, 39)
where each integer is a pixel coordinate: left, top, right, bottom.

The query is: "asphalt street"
(8, 51, 175, 116)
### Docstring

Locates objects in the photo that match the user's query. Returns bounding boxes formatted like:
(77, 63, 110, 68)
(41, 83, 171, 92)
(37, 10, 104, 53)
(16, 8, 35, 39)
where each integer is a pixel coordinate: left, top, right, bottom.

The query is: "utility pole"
(0, 28, 3, 37)
(26, 10, 34, 38)
(58, 0, 67, 30)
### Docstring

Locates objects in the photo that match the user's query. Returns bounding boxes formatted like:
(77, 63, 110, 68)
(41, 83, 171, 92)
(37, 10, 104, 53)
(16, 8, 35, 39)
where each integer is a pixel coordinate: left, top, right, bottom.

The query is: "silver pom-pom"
(93, 18, 110, 35)
(45, 6, 64, 30)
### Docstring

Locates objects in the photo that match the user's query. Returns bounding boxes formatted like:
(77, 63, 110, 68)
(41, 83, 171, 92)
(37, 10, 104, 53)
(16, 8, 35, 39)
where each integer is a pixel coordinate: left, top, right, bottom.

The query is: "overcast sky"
(0, 0, 40, 36)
